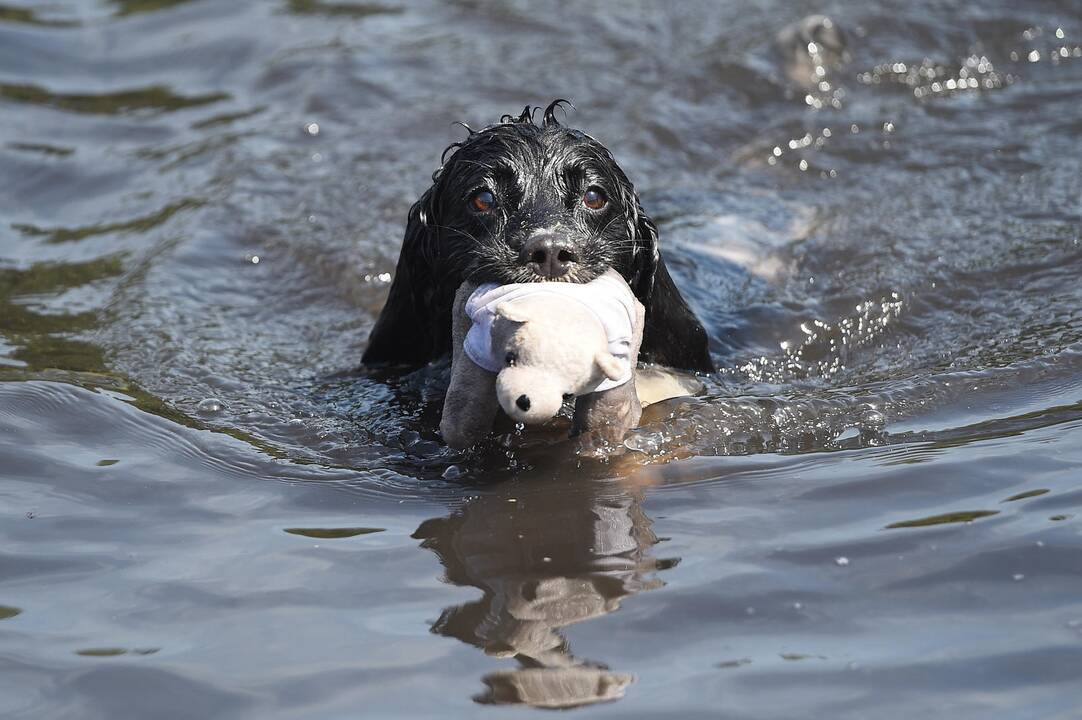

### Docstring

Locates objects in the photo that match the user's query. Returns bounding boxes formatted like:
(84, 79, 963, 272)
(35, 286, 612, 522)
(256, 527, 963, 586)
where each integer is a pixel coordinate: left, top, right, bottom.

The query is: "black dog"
(362, 101, 712, 373)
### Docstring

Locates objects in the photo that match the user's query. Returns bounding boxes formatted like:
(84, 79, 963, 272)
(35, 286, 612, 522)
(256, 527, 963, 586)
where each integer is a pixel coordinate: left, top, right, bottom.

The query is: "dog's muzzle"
(520, 233, 579, 279)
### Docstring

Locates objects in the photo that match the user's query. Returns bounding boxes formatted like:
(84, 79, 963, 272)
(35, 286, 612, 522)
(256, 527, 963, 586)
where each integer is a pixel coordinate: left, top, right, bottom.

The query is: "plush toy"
(440, 270, 646, 450)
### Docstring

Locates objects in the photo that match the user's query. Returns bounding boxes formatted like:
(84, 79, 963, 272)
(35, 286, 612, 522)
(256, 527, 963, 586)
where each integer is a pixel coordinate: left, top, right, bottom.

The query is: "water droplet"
(1012, 573, 1025, 581)
(304, 122, 320, 136)
(250, 255, 260, 264)
(197, 398, 223, 413)
(624, 432, 664, 454)
(1028, 50, 1041, 62)
(441, 465, 461, 480)
(835, 556, 850, 567)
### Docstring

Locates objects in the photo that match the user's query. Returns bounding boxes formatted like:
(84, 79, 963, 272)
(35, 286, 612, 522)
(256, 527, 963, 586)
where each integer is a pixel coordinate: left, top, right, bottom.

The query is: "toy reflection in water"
(412, 478, 676, 709)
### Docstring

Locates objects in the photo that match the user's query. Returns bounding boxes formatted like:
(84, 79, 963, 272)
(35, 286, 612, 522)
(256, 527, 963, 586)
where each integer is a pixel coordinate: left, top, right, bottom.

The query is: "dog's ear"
(627, 197, 660, 302)
(362, 188, 455, 366)
(628, 199, 715, 373)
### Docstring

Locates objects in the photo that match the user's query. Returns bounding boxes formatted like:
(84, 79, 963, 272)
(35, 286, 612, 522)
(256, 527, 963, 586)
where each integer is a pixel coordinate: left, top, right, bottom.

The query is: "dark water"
(2, 0, 1082, 717)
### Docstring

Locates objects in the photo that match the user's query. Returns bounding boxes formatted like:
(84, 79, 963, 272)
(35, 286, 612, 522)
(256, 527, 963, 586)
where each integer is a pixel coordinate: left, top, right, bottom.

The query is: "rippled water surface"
(3, 1, 1082, 717)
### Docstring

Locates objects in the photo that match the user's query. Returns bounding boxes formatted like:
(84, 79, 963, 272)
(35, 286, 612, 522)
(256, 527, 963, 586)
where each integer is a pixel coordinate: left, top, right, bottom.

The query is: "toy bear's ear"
(494, 301, 531, 323)
(595, 352, 625, 381)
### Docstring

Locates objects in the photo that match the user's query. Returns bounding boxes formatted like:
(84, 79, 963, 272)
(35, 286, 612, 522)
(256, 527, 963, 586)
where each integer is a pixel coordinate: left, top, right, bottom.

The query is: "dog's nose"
(521, 235, 578, 279)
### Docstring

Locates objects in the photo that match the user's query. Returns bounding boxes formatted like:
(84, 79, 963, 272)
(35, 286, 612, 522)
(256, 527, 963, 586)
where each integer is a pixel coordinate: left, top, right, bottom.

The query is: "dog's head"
(409, 101, 658, 297)
(363, 101, 713, 372)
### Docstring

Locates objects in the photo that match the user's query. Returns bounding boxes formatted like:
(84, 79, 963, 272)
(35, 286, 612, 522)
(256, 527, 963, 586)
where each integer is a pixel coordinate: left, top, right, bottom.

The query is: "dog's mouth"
(474, 262, 604, 286)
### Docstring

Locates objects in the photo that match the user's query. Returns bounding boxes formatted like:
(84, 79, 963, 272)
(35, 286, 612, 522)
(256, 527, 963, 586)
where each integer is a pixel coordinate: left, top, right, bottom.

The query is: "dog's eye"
(470, 189, 495, 213)
(582, 187, 607, 211)
(504, 351, 517, 366)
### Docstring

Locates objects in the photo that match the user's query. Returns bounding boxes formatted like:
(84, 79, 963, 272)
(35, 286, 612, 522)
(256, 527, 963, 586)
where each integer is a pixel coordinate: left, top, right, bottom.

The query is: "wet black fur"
(362, 101, 713, 373)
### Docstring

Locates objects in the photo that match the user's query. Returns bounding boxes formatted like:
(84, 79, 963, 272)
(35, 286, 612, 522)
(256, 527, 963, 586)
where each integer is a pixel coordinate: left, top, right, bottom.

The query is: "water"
(2, 1, 1082, 717)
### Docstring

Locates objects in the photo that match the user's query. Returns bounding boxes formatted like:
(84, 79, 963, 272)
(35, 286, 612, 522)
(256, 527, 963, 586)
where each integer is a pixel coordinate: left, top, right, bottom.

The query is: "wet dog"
(362, 101, 713, 373)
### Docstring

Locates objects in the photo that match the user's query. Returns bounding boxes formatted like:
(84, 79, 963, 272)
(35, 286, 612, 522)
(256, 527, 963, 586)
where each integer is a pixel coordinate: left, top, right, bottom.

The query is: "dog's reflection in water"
(412, 478, 675, 709)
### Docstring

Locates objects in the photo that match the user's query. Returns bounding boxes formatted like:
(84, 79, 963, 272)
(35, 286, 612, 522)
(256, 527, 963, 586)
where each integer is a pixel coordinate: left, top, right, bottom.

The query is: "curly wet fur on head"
(413, 100, 658, 289)
(362, 100, 713, 373)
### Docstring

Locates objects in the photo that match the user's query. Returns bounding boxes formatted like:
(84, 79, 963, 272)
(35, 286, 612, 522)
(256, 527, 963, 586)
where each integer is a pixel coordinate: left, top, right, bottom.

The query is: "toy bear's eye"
(562, 393, 574, 402)
(504, 352, 517, 366)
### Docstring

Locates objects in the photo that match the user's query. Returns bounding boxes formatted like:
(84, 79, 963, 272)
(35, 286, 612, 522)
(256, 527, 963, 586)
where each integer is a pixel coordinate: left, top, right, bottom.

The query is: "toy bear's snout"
(496, 367, 565, 425)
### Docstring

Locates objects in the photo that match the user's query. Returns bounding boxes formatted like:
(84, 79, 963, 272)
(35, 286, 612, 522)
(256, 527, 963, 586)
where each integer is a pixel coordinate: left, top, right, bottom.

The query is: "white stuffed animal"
(440, 270, 645, 449)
